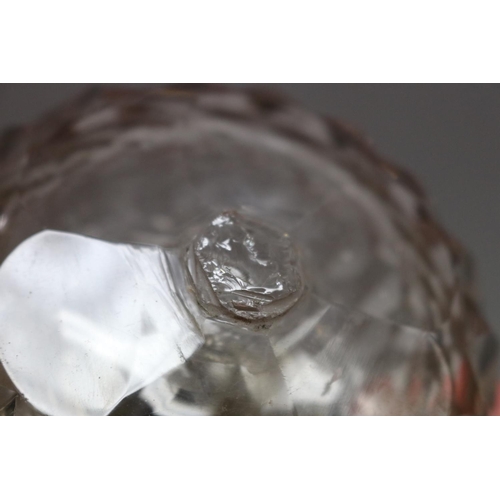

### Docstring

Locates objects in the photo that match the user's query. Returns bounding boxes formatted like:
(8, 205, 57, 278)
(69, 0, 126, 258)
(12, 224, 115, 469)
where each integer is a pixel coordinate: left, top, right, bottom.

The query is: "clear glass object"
(0, 85, 496, 415)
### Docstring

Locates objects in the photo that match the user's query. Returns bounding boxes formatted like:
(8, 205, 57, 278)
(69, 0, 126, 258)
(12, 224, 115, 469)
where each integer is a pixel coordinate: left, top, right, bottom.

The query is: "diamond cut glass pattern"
(0, 86, 496, 415)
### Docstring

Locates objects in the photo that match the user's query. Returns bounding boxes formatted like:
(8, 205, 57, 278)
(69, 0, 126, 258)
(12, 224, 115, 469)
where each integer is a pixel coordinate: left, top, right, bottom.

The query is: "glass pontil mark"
(185, 210, 304, 326)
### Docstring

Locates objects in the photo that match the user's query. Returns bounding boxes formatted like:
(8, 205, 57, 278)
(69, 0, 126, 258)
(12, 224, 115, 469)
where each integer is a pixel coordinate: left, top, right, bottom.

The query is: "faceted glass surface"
(0, 231, 202, 416)
(0, 86, 496, 415)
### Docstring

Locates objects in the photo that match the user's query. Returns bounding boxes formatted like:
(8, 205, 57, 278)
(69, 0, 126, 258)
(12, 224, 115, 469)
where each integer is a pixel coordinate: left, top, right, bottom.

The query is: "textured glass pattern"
(0, 85, 496, 415)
